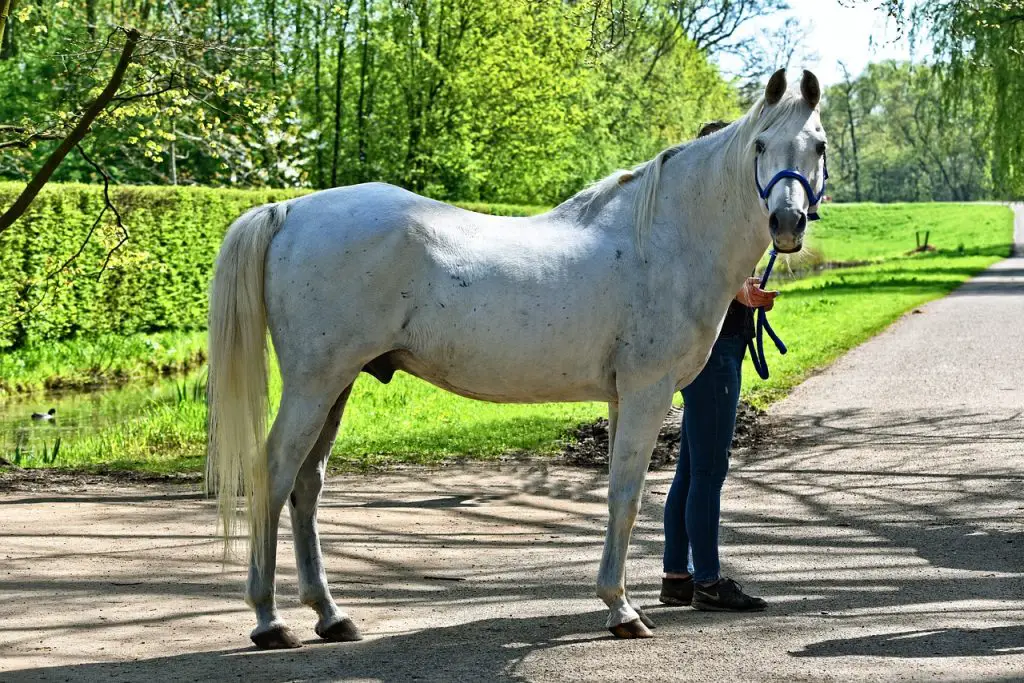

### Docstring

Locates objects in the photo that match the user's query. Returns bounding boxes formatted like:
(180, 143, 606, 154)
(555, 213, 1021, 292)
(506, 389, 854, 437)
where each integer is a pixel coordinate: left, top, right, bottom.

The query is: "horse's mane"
(571, 91, 808, 257)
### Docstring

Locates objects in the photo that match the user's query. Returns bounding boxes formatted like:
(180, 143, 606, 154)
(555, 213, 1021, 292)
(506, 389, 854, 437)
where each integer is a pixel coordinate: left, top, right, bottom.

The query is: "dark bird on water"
(31, 408, 56, 421)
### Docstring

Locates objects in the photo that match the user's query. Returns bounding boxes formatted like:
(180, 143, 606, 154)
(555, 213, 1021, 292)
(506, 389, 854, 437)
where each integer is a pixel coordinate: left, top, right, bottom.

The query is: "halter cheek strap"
(755, 153, 829, 221)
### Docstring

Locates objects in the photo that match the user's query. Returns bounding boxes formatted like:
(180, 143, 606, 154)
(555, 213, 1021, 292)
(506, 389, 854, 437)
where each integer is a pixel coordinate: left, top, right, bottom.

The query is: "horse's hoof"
(635, 607, 656, 630)
(609, 618, 654, 639)
(251, 624, 303, 650)
(316, 616, 363, 642)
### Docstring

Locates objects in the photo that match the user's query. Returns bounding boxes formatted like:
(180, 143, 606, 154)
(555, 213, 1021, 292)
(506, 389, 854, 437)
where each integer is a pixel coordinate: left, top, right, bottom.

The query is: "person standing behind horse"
(660, 120, 776, 612)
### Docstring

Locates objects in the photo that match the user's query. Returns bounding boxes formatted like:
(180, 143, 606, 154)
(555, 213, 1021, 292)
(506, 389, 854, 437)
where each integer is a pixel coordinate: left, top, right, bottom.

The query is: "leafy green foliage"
(822, 61, 993, 202)
(851, 0, 1024, 198)
(0, 182, 555, 355)
(918, 1, 1024, 197)
(0, 0, 739, 205)
(0, 183, 305, 351)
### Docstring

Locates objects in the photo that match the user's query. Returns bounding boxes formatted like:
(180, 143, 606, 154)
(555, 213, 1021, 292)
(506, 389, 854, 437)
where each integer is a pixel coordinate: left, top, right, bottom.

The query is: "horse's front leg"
(597, 376, 674, 639)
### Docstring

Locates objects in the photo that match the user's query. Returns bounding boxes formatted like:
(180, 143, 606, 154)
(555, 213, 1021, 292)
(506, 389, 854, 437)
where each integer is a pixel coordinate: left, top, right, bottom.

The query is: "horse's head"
(752, 69, 828, 254)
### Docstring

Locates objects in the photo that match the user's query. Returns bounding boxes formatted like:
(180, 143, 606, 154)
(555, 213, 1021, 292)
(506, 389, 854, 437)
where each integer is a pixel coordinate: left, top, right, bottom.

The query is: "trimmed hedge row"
(0, 183, 546, 350)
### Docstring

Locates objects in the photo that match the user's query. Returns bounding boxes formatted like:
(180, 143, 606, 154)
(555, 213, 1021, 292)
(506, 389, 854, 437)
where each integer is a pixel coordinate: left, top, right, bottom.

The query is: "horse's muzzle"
(769, 208, 807, 254)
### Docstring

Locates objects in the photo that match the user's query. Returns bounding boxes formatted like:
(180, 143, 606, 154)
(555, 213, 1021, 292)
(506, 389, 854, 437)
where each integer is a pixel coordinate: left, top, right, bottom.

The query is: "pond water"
(0, 371, 205, 466)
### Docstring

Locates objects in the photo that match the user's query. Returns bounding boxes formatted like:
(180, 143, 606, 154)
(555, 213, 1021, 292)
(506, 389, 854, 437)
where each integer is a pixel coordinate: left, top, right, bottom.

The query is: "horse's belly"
(398, 361, 613, 403)
(392, 318, 616, 403)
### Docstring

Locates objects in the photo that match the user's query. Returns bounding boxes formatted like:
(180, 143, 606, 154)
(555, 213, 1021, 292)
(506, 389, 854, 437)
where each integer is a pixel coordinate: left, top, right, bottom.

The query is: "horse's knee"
(606, 489, 641, 523)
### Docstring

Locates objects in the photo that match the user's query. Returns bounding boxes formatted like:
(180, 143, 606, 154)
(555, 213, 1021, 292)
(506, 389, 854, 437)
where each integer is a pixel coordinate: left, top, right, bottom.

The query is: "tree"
(832, 62, 864, 202)
(821, 60, 993, 203)
(0, 27, 140, 235)
(0, 1, 743, 204)
(853, 0, 1024, 198)
(920, 1, 1024, 196)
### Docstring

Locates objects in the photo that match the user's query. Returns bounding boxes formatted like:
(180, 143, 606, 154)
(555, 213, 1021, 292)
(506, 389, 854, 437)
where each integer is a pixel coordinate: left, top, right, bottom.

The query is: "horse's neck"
(654, 135, 768, 289)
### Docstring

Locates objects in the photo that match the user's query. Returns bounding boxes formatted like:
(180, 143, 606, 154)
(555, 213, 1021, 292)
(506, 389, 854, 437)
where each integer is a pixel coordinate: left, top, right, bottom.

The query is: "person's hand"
(735, 276, 778, 310)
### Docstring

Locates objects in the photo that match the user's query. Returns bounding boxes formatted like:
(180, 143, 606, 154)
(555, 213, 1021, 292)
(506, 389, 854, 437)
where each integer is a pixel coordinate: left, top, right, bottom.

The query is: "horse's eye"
(755, 140, 766, 154)
(816, 141, 827, 156)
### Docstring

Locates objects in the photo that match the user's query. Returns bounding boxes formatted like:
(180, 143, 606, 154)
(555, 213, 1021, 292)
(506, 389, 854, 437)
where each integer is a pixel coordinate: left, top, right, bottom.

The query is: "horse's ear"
(801, 70, 821, 109)
(765, 69, 787, 105)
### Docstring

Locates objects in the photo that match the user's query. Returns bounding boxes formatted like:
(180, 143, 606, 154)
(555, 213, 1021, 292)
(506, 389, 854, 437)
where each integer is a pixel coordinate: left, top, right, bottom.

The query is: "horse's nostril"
(796, 213, 807, 232)
(769, 213, 780, 232)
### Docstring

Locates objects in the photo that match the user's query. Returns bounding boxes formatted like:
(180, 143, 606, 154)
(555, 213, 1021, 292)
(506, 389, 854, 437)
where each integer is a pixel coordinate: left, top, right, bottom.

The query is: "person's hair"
(697, 120, 730, 138)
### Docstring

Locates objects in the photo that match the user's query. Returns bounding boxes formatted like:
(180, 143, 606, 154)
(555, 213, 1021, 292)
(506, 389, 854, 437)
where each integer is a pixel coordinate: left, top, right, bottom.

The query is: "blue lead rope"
(747, 249, 787, 380)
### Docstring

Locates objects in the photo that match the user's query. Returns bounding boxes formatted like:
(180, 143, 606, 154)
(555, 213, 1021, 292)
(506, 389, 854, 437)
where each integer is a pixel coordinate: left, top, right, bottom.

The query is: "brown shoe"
(659, 576, 694, 606)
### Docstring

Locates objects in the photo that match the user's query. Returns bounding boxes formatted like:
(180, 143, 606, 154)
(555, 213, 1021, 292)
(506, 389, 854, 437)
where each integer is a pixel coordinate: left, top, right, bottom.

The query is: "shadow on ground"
(5, 609, 611, 683)
(1, 405, 1022, 681)
(791, 625, 1024, 659)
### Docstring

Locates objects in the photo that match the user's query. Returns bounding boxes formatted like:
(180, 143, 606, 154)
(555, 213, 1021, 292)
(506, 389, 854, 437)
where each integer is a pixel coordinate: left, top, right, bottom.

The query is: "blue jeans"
(662, 334, 745, 583)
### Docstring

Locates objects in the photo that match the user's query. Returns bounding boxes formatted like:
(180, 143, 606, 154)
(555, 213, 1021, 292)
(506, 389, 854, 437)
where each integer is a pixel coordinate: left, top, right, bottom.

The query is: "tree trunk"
(313, 3, 324, 188)
(330, 5, 353, 187)
(0, 0, 15, 60)
(839, 66, 862, 203)
(86, 0, 97, 39)
(0, 0, 12, 50)
(169, 121, 177, 185)
(268, 0, 278, 87)
(355, 0, 370, 180)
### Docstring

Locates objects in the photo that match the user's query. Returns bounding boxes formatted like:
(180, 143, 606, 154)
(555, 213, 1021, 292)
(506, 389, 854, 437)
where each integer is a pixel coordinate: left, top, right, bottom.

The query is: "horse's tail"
(207, 201, 289, 564)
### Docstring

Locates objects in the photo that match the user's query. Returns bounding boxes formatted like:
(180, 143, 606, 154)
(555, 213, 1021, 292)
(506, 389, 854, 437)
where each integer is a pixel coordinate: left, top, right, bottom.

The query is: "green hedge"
(0, 183, 546, 350)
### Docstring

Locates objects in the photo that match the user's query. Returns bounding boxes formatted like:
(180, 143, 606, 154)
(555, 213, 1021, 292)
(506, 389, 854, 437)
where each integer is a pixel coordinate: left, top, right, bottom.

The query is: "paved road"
(1, 208, 1022, 682)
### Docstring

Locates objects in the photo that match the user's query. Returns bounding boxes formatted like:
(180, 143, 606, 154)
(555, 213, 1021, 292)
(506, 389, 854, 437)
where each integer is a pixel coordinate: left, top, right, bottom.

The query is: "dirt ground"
(2, 220, 1023, 682)
(1, 407, 1021, 682)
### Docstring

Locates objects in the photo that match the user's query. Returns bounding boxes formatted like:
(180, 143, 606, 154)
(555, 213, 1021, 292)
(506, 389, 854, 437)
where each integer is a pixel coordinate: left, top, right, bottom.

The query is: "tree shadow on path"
(5, 609, 611, 683)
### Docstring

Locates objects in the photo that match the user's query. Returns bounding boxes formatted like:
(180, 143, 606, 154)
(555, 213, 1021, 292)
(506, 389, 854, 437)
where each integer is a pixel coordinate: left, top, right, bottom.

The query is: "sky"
(716, 0, 925, 87)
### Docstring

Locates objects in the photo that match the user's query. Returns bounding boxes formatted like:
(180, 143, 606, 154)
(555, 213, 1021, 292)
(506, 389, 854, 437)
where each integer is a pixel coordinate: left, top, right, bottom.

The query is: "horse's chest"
(614, 291, 725, 387)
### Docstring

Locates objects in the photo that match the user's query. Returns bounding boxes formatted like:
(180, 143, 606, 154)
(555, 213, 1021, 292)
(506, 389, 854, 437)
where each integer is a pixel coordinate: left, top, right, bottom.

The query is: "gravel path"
(2, 209, 1022, 682)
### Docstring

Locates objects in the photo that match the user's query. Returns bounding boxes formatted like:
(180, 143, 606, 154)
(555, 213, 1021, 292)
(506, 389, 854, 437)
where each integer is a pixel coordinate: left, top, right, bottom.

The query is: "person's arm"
(735, 276, 778, 311)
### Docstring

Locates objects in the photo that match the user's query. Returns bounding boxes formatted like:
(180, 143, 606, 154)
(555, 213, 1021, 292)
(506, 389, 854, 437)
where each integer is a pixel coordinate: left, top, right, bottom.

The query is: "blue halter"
(747, 153, 829, 379)
(754, 153, 829, 221)
(747, 249, 787, 380)
(745, 153, 830, 379)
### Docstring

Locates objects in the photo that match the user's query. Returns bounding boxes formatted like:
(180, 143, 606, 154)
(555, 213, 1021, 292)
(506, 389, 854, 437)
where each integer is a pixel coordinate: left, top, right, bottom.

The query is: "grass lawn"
(805, 202, 1011, 263)
(0, 202, 1014, 472)
(0, 330, 208, 395)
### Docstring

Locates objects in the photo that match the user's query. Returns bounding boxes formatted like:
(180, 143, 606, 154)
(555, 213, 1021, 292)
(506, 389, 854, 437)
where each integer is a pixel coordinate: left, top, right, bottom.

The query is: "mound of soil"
(0, 465, 200, 493)
(561, 402, 764, 471)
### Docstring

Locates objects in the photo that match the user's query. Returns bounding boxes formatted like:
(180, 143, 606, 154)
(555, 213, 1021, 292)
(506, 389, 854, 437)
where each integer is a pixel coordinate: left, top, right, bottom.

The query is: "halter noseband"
(754, 153, 829, 221)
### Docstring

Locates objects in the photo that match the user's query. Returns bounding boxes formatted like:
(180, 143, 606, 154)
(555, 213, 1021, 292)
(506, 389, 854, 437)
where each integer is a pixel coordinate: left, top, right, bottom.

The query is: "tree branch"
(0, 129, 65, 150)
(76, 145, 128, 281)
(0, 26, 140, 235)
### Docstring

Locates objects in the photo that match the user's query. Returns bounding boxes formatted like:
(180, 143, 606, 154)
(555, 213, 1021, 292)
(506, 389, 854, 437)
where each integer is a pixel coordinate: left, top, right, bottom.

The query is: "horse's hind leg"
(289, 384, 362, 642)
(247, 384, 343, 649)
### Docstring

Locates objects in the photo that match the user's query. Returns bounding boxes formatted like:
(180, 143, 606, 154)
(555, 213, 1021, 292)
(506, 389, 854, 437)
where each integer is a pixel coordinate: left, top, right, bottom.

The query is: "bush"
(0, 183, 547, 351)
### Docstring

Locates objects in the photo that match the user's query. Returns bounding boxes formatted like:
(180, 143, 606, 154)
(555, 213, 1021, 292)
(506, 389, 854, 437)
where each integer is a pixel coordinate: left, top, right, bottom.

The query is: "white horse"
(207, 69, 827, 648)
